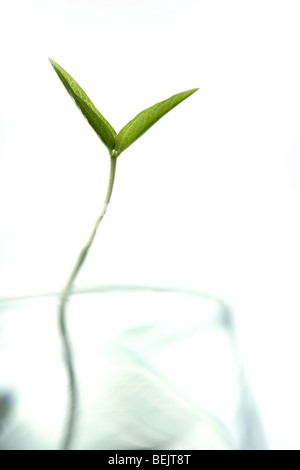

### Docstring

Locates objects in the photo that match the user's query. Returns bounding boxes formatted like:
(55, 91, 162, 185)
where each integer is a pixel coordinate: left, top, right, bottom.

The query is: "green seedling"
(49, 58, 198, 450)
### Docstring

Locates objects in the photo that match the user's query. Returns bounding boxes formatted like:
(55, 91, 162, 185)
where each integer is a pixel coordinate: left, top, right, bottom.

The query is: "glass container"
(0, 285, 265, 450)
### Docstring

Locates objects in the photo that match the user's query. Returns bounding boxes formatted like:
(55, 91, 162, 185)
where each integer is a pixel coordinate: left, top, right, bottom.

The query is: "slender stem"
(59, 152, 118, 450)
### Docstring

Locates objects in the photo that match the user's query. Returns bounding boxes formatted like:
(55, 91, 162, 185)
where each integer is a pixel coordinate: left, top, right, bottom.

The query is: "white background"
(0, 0, 300, 449)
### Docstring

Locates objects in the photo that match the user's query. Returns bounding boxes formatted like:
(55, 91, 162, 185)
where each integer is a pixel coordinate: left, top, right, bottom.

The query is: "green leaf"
(115, 88, 199, 154)
(49, 59, 116, 151)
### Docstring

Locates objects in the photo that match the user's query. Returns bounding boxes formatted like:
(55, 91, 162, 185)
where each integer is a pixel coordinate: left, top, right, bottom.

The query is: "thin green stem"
(59, 152, 118, 450)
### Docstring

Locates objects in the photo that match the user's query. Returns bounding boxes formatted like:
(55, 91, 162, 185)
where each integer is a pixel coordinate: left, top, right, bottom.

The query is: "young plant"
(49, 58, 198, 450)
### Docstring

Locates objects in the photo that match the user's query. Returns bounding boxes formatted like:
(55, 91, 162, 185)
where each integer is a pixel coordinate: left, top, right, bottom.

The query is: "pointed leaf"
(115, 88, 198, 154)
(49, 59, 116, 151)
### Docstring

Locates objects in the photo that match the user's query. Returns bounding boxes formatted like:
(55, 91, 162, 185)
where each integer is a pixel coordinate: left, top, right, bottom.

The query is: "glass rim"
(0, 283, 230, 307)
(0, 284, 234, 330)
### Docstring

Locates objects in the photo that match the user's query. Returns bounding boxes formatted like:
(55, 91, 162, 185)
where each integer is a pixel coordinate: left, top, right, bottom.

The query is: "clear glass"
(0, 285, 265, 450)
